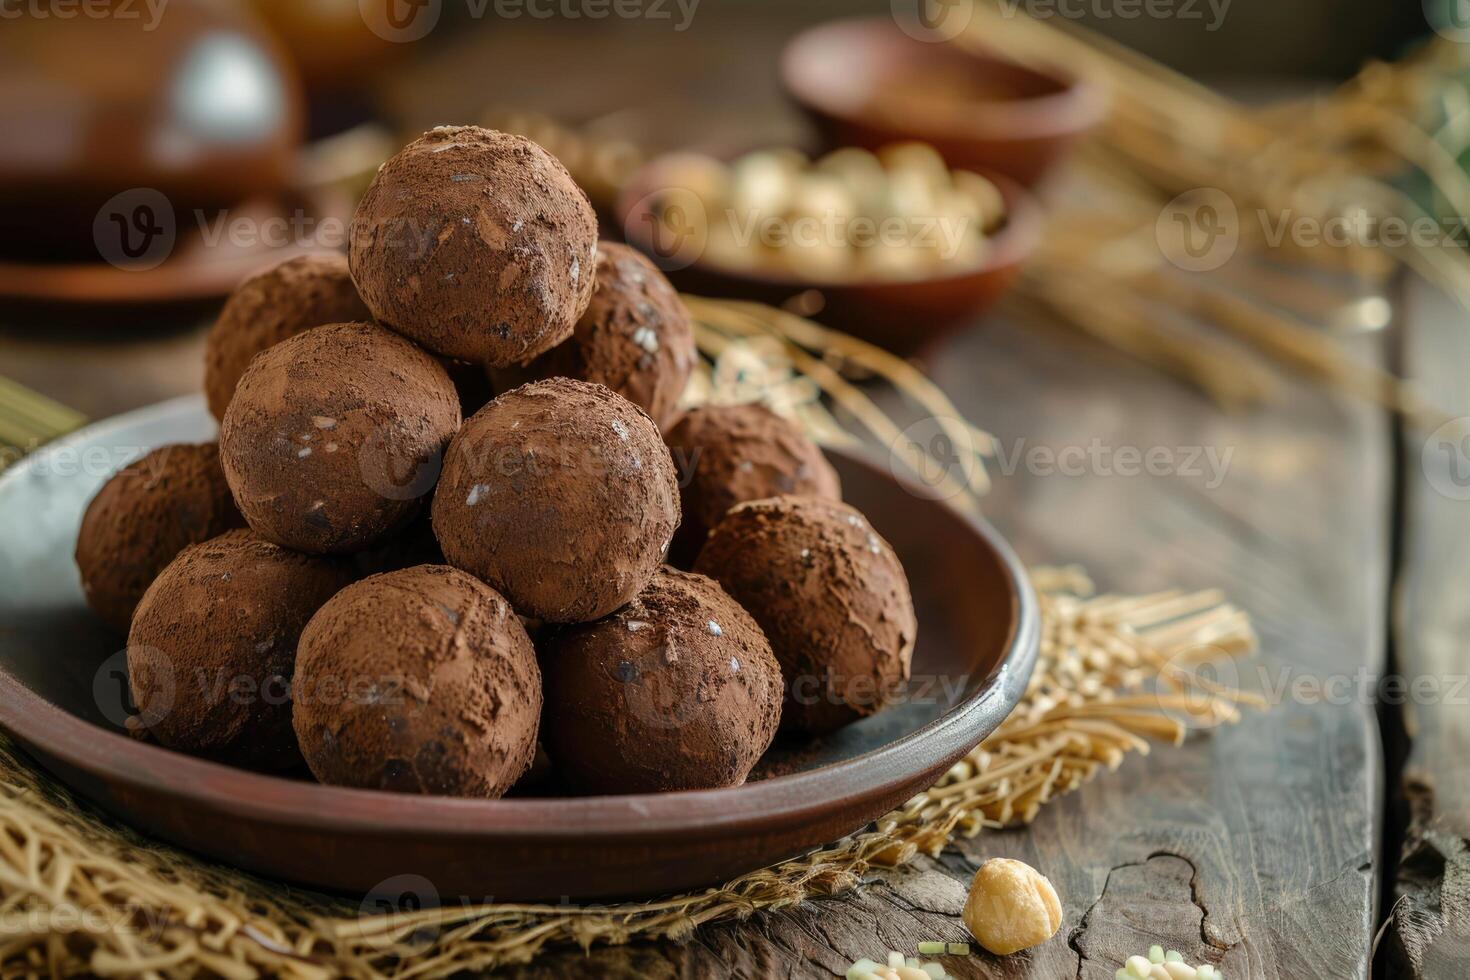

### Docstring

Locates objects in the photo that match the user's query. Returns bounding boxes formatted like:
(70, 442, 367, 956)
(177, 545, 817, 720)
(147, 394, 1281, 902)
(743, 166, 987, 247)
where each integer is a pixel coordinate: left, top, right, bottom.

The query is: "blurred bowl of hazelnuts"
(619, 142, 1042, 357)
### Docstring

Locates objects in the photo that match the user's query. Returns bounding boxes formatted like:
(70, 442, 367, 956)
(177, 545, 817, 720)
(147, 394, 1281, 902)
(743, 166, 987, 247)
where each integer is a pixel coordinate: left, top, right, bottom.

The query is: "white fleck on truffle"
(466, 483, 491, 506)
(707, 619, 722, 636)
(312, 416, 337, 430)
(297, 447, 312, 458)
(632, 326, 660, 353)
(611, 419, 629, 441)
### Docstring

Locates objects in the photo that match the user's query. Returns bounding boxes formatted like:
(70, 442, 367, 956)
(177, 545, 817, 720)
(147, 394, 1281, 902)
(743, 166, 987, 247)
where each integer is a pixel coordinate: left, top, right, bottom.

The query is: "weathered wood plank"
(1382, 278, 1470, 976)
(511, 309, 1391, 978)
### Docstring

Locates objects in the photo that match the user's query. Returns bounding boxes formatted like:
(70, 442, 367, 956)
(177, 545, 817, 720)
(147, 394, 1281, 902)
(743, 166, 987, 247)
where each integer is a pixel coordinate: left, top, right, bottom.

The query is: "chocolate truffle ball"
(694, 496, 916, 735)
(665, 403, 841, 564)
(542, 567, 783, 794)
(293, 565, 541, 797)
(204, 253, 371, 421)
(349, 126, 598, 367)
(75, 443, 245, 633)
(219, 321, 461, 554)
(496, 242, 695, 431)
(432, 378, 679, 623)
(127, 530, 354, 770)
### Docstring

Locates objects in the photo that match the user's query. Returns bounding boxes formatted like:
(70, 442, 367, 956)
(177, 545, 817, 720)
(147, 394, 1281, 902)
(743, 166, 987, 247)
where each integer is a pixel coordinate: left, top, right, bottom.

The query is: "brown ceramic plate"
(0, 397, 1037, 902)
(781, 17, 1107, 187)
(618, 154, 1042, 358)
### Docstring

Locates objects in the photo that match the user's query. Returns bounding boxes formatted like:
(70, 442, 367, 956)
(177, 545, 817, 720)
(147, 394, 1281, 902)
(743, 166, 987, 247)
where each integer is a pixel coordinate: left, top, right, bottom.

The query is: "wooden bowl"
(780, 17, 1106, 187)
(618, 155, 1042, 358)
(0, 397, 1037, 901)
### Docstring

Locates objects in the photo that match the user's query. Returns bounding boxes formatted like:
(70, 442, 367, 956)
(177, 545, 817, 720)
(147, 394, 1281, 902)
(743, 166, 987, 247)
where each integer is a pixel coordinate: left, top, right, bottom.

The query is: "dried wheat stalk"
(961, 1, 1467, 422)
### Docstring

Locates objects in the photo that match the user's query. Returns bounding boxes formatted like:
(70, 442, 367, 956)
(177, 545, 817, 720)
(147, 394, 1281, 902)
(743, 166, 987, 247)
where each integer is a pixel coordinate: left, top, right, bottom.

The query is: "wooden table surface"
(3, 13, 1466, 979)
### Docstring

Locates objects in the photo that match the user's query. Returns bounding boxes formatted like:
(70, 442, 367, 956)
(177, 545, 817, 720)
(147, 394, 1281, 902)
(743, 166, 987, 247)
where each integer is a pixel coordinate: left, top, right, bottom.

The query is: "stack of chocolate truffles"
(74, 125, 917, 798)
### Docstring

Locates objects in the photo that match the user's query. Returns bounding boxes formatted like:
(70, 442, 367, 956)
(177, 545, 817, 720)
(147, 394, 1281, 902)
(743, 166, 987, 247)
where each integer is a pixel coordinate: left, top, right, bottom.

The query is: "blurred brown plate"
(619, 153, 1043, 358)
(781, 17, 1106, 187)
(0, 397, 1037, 901)
(0, 186, 351, 308)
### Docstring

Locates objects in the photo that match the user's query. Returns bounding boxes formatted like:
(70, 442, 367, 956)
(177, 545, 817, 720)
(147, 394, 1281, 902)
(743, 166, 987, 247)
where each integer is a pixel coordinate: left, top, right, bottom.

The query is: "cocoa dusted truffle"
(127, 529, 354, 770)
(542, 567, 783, 794)
(219, 321, 461, 554)
(293, 565, 542, 797)
(665, 403, 841, 564)
(204, 253, 370, 421)
(349, 126, 598, 368)
(75, 443, 244, 633)
(497, 242, 695, 431)
(432, 378, 679, 623)
(694, 496, 916, 735)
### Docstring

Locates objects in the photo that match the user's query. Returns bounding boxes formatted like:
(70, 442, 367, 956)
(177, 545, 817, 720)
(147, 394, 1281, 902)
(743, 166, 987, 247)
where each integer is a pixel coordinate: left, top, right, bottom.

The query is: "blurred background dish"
(0, 0, 303, 263)
(780, 17, 1107, 187)
(620, 146, 1043, 356)
(0, 186, 351, 309)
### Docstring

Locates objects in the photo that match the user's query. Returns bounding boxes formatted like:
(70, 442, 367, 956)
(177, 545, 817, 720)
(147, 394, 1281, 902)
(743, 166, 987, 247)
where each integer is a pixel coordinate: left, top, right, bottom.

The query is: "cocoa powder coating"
(542, 567, 782, 794)
(665, 403, 841, 565)
(349, 126, 598, 367)
(694, 496, 916, 735)
(432, 377, 680, 623)
(127, 529, 354, 771)
(204, 253, 370, 421)
(219, 321, 461, 554)
(75, 443, 245, 633)
(500, 242, 695, 431)
(293, 565, 542, 797)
